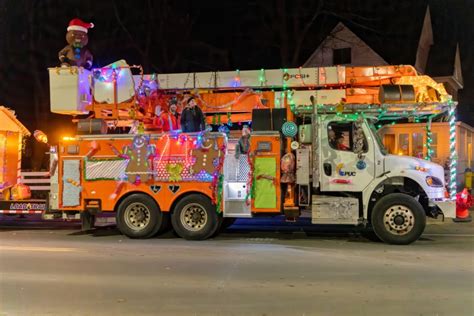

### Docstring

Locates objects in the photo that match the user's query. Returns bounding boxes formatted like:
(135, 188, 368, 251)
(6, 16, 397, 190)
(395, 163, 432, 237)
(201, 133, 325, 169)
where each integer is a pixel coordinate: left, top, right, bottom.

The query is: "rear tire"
(371, 193, 426, 245)
(154, 212, 172, 236)
(171, 194, 221, 240)
(116, 193, 163, 239)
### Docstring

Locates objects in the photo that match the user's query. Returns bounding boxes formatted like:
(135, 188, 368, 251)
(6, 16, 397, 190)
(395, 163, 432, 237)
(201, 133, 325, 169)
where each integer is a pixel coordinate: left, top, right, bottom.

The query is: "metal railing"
(20, 171, 50, 191)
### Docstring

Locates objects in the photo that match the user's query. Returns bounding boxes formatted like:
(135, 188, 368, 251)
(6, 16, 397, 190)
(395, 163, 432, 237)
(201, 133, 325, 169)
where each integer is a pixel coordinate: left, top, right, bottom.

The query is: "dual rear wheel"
(116, 193, 221, 240)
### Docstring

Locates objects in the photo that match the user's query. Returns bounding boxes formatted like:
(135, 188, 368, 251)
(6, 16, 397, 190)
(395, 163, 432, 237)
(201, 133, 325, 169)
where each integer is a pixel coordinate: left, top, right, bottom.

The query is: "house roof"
(0, 106, 31, 136)
(306, 3, 428, 66)
(306, 3, 459, 78)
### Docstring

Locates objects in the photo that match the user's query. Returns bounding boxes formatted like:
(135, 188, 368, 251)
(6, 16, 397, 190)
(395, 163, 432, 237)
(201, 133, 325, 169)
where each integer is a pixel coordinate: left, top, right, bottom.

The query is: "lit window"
(398, 134, 409, 156)
(431, 133, 438, 158)
(412, 133, 424, 158)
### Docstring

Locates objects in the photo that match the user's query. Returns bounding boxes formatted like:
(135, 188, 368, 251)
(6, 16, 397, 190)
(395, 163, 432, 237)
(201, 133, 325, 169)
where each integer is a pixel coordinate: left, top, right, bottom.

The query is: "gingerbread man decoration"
(58, 18, 94, 69)
(190, 137, 221, 175)
(109, 135, 155, 184)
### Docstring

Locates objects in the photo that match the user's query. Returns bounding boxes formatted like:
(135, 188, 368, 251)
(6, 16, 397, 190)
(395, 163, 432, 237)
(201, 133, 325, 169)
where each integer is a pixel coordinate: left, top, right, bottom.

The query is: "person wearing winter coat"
(180, 97, 206, 133)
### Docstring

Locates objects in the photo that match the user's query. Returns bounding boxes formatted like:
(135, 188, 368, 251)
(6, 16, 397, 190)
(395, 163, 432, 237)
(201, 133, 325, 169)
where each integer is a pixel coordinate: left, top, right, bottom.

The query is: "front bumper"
(431, 199, 456, 219)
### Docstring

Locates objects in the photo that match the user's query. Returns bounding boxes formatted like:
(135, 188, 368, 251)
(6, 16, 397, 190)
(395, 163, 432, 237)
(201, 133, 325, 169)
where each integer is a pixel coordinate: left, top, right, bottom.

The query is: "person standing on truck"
(180, 96, 206, 133)
(235, 125, 251, 158)
(159, 99, 181, 132)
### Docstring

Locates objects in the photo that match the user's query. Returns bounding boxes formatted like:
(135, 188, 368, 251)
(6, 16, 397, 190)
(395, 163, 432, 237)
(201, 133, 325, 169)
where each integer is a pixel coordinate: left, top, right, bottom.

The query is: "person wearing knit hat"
(58, 18, 94, 69)
(180, 96, 206, 133)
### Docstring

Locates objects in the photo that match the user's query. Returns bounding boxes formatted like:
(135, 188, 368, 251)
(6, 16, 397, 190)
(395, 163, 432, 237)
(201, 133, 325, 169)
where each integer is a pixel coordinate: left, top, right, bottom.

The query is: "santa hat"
(67, 18, 94, 33)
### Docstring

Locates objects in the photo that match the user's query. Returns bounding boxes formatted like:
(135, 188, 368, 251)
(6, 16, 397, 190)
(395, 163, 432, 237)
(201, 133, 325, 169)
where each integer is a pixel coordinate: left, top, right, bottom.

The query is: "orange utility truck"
(0, 63, 457, 244)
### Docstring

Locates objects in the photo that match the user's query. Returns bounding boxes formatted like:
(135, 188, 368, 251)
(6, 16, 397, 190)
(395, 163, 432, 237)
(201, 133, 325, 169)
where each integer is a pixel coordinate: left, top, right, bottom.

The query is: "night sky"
(0, 0, 472, 142)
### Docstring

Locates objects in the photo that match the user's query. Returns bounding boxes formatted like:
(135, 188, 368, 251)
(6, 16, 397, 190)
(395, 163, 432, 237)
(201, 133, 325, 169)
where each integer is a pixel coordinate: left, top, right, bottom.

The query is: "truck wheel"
(116, 194, 163, 239)
(154, 213, 172, 236)
(171, 194, 221, 240)
(360, 227, 382, 242)
(371, 193, 426, 245)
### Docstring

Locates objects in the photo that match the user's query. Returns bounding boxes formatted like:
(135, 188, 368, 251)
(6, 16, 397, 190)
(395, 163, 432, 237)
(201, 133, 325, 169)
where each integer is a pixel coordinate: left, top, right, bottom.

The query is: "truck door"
(320, 118, 376, 192)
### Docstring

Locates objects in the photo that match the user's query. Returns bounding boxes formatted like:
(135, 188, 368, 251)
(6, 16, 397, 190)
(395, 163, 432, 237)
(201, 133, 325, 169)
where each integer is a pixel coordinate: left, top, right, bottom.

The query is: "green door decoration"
(253, 157, 277, 209)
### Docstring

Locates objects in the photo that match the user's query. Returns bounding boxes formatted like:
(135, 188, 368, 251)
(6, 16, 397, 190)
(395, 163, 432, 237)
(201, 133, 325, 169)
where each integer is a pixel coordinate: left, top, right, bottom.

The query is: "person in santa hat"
(58, 18, 94, 69)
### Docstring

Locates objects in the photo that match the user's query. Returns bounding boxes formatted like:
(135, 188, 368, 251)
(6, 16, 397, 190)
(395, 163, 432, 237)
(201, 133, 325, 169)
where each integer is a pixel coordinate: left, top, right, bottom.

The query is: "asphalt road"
(0, 215, 473, 316)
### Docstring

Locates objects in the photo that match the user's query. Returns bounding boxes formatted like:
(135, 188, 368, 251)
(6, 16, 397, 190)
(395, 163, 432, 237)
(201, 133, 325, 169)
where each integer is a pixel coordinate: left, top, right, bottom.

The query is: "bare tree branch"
(321, 10, 381, 34)
(112, 1, 145, 56)
(291, 0, 324, 65)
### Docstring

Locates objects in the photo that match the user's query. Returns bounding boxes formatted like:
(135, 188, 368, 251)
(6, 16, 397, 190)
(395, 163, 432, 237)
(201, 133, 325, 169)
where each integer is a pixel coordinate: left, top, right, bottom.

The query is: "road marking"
(423, 233, 474, 237)
(0, 246, 79, 253)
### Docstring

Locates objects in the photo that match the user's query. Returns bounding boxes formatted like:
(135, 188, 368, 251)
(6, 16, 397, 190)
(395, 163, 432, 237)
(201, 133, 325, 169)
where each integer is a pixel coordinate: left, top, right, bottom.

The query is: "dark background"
(0, 0, 472, 167)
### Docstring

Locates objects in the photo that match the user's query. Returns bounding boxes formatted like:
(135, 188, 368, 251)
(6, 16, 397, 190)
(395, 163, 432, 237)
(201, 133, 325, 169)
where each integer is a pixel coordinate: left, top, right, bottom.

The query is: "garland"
(215, 174, 224, 213)
(210, 141, 227, 213)
(245, 153, 254, 205)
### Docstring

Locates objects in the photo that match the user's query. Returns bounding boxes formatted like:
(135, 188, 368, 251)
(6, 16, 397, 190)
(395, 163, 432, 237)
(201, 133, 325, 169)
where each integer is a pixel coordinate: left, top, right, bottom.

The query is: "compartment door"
(61, 159, 81, 207)
(253, 157, 277, 210)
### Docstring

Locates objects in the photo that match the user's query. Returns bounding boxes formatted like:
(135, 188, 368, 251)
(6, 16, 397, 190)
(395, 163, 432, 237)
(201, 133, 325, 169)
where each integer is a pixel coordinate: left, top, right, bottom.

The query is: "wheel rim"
(124, 202, 151, 231)
(383, 205, 415, 236)
(180, 203, 208, 232)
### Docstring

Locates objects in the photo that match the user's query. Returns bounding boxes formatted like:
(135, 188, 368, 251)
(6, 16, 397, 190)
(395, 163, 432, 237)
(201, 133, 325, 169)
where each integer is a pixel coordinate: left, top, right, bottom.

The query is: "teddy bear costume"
(59, 18, 94, 69)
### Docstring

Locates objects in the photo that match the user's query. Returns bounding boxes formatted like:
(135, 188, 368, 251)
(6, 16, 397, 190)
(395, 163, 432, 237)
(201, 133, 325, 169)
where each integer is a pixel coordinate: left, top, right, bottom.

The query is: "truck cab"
(306, 113, 455, 244)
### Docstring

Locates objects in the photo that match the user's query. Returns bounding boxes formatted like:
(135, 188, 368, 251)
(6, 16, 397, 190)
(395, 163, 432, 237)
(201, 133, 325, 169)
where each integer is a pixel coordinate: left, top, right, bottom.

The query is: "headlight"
(426, 176, 443, 187)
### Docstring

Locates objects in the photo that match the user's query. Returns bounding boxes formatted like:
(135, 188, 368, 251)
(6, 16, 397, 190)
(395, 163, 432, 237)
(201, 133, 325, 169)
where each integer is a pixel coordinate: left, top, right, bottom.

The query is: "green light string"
(448, 101, 457, 200)
(215, 174, 224, 213)
(227, 112, 232, 127)
(259, 69, 266, 86)
(425, 115, 433, 161)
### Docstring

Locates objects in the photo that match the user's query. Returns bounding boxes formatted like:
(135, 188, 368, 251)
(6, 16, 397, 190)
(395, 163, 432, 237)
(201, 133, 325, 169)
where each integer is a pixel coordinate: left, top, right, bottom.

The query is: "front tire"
(171, 194, 221, 240)
(116, 194, 164, 239)
(371, 193, 426, 245)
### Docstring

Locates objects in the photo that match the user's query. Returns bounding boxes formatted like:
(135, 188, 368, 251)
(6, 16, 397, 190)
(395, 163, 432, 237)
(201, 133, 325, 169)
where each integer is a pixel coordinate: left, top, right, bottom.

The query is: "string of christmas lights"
(425, 115, 433, 161)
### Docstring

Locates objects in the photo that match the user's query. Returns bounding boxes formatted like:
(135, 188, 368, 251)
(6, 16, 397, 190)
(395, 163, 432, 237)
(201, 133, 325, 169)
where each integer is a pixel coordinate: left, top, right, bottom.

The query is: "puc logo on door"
(336, 163, 356, 177)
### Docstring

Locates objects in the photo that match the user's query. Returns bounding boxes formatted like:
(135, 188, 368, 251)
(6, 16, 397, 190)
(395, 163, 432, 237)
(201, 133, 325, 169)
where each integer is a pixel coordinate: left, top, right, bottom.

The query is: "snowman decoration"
(58, 18, 94, 69)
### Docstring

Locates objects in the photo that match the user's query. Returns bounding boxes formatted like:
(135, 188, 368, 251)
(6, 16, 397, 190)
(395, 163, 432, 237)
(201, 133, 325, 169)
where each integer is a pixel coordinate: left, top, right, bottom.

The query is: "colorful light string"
(425, 115, 433, 161)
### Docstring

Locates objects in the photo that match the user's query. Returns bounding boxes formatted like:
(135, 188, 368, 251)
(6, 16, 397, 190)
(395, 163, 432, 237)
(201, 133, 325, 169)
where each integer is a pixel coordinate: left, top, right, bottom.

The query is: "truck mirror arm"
(378, 171, 391, 178)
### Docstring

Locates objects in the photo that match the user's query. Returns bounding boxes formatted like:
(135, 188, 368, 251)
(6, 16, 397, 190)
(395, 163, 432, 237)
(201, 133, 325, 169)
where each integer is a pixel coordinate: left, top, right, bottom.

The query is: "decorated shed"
(0, 106, 30, 190)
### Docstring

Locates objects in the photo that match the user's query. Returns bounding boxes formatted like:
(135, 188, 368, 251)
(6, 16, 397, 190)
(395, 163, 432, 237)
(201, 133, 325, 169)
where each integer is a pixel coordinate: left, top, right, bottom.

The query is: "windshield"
(368, 120, 388, 155)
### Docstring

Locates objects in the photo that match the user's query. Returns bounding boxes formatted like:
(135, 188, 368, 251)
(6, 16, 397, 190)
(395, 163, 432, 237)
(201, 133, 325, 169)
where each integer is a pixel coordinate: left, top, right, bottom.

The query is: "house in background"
(303, 4, 471, 187)
(0, 106, 30, 190)
(378, 122, 473, 188)
(303, 6, 464, 101)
